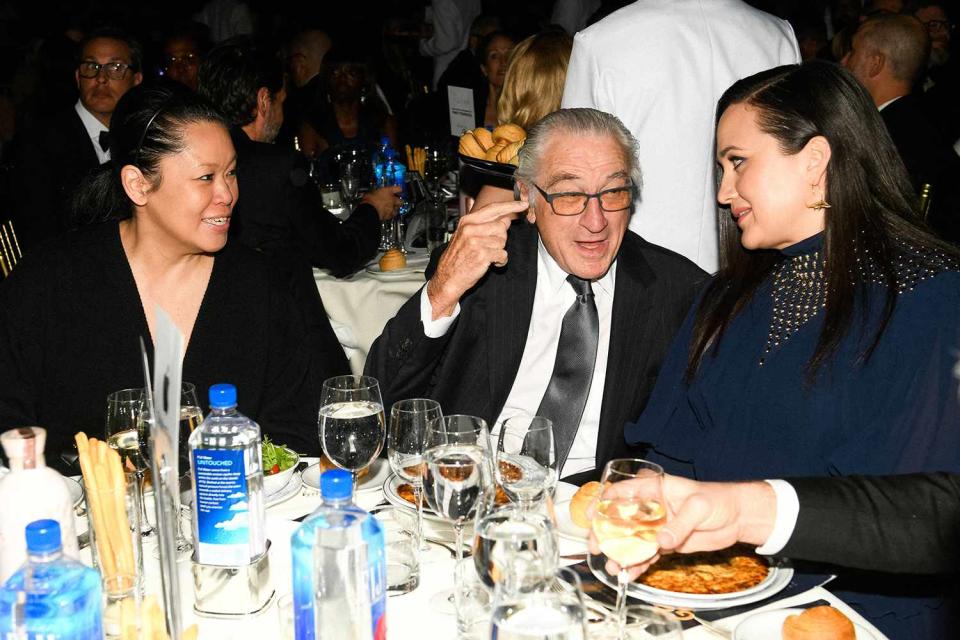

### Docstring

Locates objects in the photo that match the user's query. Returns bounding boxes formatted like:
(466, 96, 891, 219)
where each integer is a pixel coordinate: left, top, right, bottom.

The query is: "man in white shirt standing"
(12, 27, 142, 248)
(419, 0, 482, 89)
(367, 108, 704, 484)
(561, 0, 800, 273)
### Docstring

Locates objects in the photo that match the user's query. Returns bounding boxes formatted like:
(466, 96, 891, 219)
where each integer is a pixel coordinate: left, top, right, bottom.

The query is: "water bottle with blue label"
(0, 519, 103, 640)
(291, 469, 386, 640)
(189, 383, 266, 566)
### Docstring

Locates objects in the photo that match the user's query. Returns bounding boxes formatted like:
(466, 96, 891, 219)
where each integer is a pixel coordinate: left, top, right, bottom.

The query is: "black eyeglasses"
(78, 61, 133, 80)
(922, 19, 954, 32)
(533, 182, 635, 216)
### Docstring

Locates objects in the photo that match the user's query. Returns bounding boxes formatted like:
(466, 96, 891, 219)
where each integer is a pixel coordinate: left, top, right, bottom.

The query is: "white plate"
(552, 481, 589, 542)
(65, 476, 84, 508)
(266, 474, 302, 507)
(364, 252, 429, 278)
(383, 473, 446, 522)
(302, 459, 390, 494)
(588, 554, 794, 611)
(734, 608, 877, 639)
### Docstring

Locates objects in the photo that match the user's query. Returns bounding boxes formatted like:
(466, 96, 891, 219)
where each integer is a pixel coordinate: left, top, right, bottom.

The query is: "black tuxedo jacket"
(365, 222, 705, 481)
(783, 473, 960, 574)
(11, 107, 100, 248)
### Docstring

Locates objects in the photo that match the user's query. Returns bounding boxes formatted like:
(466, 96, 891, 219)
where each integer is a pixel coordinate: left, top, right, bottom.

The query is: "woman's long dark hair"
(71, 81, 227, 224)
(686, 60, 958, 382)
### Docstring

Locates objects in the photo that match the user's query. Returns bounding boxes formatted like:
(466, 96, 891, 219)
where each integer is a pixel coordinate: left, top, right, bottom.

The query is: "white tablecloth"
(76, 460, 888, 639)
(314, 258, 427, 375)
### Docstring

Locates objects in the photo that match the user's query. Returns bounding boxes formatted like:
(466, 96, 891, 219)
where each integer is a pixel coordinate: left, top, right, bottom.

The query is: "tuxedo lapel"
(596, 235, 657, 466)
(486, 223, 538, 418)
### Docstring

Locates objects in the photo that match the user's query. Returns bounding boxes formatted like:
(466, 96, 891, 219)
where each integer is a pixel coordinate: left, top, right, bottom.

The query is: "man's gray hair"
(857, 14, 930, 84)
(514, 108, 643, 195)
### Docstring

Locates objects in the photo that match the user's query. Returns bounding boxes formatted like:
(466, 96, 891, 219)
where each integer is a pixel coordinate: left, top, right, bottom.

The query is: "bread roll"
(472, 127, 495, 150)
(458, 131, 486, 159)
(378, 248, 407, 272)
(484, 140, 508, 162)
(496, 140, 524, 165)
(492, 123, 526, 144)
(569, 481, 602, 529)
(782, 606, 855, 640)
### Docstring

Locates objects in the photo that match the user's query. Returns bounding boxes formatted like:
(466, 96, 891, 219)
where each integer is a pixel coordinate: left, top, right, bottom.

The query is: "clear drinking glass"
(387, 398, 442, 552)
(592, 606, 682, 639)
(318, 375, 386, 483)
(106, 389, 152, 537)
(496, 415, 557, 511)
(454, 558, 491, 639)
(591, 459, 666, 639)
(340, 159, 361, 210)
(490, 566, 588, 640)
(423, 414, 492, 611)
(87, 471, 144, 595)
(371, 506, 420, 594)
(101, 573, 140, 640)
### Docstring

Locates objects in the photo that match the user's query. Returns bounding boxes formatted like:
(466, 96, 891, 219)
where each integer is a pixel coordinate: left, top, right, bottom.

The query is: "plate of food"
(589, 544, 793, 610)
(553, 480, 598, 542)
(262, 437, 300, 495)
(383, 459, 520, 519)
(302, 457, 390, 493)
(734, 605, 876, 640)
(365, 250, 429, 278)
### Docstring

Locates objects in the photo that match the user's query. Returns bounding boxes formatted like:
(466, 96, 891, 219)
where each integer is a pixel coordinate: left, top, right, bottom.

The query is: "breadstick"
(94, 465, 119, 579)
(107, 447, 135, 576)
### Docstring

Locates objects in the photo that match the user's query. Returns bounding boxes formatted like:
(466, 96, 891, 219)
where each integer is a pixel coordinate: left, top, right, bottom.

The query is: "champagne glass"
(318, 375, 386, 484)
(340, 159, 361, 210)
(106, 389, 152, 537)
(387, 398, 442, 552)
(496, 415, 557, 511)
(473, 490, 558, 596)
(591, 459, 666, 639)
(423, 414, 492, 611)
(138, 382, 200, 559)
(490, 566, 588, 640)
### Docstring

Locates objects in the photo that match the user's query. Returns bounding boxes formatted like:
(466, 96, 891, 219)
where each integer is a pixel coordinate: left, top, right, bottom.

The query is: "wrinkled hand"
(361, 186, 402, 221)
(426, 200, 527, 319)
(587, 475, 776, 580)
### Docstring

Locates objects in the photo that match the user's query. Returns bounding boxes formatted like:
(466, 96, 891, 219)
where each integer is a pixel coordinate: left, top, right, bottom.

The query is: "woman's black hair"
(72, 80, 227, 224)
(686, 60, 959, 382)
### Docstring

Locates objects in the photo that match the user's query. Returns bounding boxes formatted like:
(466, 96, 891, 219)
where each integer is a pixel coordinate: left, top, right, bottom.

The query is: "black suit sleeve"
(781, 473, 960, 574)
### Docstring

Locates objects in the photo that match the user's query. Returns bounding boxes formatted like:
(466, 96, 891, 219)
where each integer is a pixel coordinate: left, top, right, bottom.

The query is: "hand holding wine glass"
(318, 375, 386, 482)
(591, 459, 666, 639)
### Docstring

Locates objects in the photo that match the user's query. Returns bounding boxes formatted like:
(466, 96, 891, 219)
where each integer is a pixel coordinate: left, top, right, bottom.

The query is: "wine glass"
(106, 388, 152, 537)
(340, 159, 361, 210)
(137, 382, 200, 559)
(591, 459, 666, 639)
(423, 414, 493, 611)
(496, 415, 557, 511)
(473, 489, 558, 597)
(318, 375, 386, 485)
(387, 398, 442, 552)
(490, 566, 589, 640)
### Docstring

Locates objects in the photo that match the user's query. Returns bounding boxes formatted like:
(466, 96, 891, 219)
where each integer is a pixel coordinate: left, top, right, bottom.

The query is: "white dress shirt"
(420, 239, 616, 478)
(75, 100, 110, 164)
(420, 0, 482, 89)
(756, 479, 800, 555)
(562, 0, 800, 272)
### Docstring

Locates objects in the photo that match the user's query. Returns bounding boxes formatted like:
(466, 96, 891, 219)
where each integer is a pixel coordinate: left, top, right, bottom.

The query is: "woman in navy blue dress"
(625, 61, 960, 637)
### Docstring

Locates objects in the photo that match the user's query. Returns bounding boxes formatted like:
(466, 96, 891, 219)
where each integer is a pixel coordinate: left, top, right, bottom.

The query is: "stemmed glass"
(105, 389, 152, 537)
(423, 414, 493, 611)
(339, 159, 361, 210)
(387, 398, 443, 552)
(318, 375, 386, 484)
(591, 459, 666, 639)
(496, 415, 557, 511)
(137, 382, 201, 559)
(593, 606, 682, 639)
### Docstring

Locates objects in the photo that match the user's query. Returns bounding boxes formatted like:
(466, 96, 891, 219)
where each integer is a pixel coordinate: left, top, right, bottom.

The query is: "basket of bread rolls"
(457, 124, 527, 198)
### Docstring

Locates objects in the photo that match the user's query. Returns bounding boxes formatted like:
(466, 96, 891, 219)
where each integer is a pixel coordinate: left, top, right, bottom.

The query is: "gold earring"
(806, 185, 831, 211)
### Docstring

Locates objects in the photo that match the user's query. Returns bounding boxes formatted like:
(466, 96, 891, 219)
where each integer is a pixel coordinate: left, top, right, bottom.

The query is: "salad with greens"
(262, 437, 298, 475)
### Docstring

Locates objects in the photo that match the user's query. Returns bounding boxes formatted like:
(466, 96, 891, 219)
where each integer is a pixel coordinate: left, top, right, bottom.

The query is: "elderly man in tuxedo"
(12, 26, 142, 248)
(366, 108, 705, 484)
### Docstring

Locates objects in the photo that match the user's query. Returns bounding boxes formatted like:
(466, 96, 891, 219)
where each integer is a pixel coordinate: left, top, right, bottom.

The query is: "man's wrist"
(735, 481, 777, 547)
(426, 279, 459, 320)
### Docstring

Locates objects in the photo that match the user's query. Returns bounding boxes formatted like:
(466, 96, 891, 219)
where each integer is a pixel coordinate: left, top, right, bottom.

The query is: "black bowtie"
(98, 130, 110, 153)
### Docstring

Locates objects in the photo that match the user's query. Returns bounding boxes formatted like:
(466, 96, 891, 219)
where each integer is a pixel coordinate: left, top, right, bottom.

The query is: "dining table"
(314, 251, 430, 375)
(71, 458, 889, 639)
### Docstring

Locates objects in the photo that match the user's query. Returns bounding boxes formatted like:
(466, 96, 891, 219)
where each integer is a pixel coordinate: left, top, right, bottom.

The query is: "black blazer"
(365, 222, 705, 481)
(11, 107, 100, 249)
(782, 473, 960, 574)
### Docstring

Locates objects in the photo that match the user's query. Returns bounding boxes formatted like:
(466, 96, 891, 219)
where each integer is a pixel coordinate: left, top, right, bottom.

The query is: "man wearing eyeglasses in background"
(11, 26, 142, 249)
(367, 108, 705, 485)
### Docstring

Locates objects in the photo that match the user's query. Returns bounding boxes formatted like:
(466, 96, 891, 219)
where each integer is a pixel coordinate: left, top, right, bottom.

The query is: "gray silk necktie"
(536, 274, 600, 472)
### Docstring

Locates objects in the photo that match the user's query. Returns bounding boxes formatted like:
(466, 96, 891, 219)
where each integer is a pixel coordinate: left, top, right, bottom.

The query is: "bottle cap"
(25, 519, 61, 553)
(209, 383, 237, 408)
(320, 469, 353, 501)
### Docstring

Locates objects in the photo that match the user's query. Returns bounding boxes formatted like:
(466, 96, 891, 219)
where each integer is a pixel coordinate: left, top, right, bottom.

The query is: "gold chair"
(0, 220, 22, 278)
(919, 183, 933, 223)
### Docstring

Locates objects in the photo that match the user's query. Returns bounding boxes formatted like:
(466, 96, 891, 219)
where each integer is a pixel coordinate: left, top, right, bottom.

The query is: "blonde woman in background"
(470, 30, 573, 210)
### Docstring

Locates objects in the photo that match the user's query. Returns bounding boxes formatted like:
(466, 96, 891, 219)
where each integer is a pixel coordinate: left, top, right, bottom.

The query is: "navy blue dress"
(625, 233, 960, 637)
